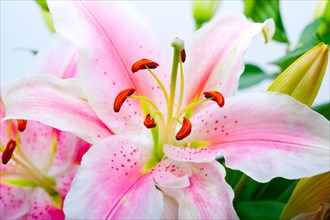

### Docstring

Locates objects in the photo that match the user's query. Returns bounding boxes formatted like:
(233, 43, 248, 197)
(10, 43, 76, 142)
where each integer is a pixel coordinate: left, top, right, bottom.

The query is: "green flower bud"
(280, 172, 330, 220)
(268, 43, 329, 107)
(193, 0, 221, 30)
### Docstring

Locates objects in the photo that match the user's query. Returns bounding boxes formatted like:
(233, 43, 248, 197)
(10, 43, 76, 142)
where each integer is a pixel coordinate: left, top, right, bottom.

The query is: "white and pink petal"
(48, 1, 171, 135)
(27, 33, 78, 79)
(157, 160, 238, 219)
(0, 185, 31, 219)
(2, 75, 113, 144)
(183, 14, 274, 109)
(181, 92, 329, 182)
(63, 135, 161, 219)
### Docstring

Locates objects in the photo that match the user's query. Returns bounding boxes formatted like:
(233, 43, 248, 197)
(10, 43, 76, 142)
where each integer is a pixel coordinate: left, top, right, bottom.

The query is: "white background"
(1, 0, 329, 106)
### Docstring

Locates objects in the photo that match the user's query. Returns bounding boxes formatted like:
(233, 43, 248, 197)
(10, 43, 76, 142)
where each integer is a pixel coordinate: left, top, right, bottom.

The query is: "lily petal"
(48, 1, 171, 134)
(0, 185, 30, 219)
(48, 130, 82, 176)
(2, 75, 112, 144)
(184, 14, 274, 105)
(24, 188, 64, 220)
(63, 135, 163, 219)
(28, 33, 78, 79)
(168, 92, 330, 182)
(18, 121, 55, 173)
(159, 161, 238, 219)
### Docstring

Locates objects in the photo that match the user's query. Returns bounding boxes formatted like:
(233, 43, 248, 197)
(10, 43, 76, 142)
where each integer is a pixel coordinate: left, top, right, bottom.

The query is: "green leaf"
(272, 19, 323, 70)
(313, 102, 330, 120)
(236, 200, 285, 220)
(243, 0, 289, 43)
(239, 64, 269, 89)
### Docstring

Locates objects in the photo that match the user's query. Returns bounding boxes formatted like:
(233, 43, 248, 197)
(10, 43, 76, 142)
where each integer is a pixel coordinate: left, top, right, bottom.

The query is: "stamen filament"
(177, 98, 212, 118)
(128, 96, 160, 112)
(145, 67, 169, 106)
(7, 121, 13, 140)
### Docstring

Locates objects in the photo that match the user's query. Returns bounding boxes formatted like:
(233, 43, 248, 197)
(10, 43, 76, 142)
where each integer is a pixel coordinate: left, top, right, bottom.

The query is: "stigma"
(17, 119, 28, 132)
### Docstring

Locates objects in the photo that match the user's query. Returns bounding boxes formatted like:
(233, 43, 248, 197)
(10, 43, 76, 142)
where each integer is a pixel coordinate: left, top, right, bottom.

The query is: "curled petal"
(171, 92, 330, 183)
(183, 14, 274, 110)
(2, 75, 113, 144)
(158, 160, 238, 219)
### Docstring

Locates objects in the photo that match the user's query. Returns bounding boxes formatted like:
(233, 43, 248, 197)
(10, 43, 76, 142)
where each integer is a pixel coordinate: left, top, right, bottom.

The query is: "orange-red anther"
(131, 59, 159, 73)
(203, 91, 225, 107)
(181, 49, 186, 63)
(113, 88, 136, 112)
(17, 119, 27, 132)
(2, 139, 16, 164)
(176, 117, 192, 141)
(143, 114, 156, 129)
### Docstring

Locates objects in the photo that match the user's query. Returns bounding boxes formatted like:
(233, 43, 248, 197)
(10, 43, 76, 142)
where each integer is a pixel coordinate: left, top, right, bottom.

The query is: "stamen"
(2, 139, 16, 164)
(175, 117, 192, 140)
(17, 119, 27, 132)
(181, 49, 186, 63)
(114, 88, 136, 112)
(203, 91, 225, 107)
(131, 59, 159, 73)
(143, 114, 156, 129)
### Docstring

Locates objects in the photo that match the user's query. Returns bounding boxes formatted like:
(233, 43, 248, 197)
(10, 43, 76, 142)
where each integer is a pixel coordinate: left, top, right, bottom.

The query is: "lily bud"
(192, 0, 221, 30)
(267, 43, 329, 107)
(280, 172, 330, 220)
(313, 0, 329, 40)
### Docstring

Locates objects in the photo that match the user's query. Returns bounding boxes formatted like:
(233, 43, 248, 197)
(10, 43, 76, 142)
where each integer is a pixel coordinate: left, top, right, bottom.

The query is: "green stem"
(175, 58, 185, 116)
(234, 174, 250, 197)
(165, 47, 181, 143)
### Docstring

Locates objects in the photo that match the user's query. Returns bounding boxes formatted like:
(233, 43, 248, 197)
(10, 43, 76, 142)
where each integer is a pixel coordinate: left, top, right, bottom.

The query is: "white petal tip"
(262, 18, 275, 43)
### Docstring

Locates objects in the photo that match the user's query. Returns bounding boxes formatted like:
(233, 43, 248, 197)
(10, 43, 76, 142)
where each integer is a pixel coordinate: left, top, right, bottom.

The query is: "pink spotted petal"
(152, 158, 191, 189)
(23, 188, 64, 220)
(63, 135, 162, 219)
(159, 160, 238, 219)
(18, 121, 55, 172)
(28, 33, 78, 79)
(109, 173, 163, 219)
(0, 185, 30, 219)
(53, 164, 79, 199)
(186, 92, 330, 182)
(73, 138, 91, 164)
(164, 144, 217, 163)
(48, 1, 171, 134)
(48, 130, 83, 176)
(184, 14, 274, 107)
(2, 75, 113, 144)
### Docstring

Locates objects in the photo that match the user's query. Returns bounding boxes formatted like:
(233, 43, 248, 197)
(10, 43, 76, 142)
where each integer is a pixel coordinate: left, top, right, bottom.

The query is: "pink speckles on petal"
(24, 189, 64, 220)
(63, 136, 151, 219)
(0, 185, 30, 219)
(152, 159, 190, 189)
(164, 145, 216, 163)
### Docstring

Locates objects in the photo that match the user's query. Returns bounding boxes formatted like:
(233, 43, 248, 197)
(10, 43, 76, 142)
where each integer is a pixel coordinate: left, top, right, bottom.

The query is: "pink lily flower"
(2, 2, 329, 219)
(0, 35, 91, 219)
